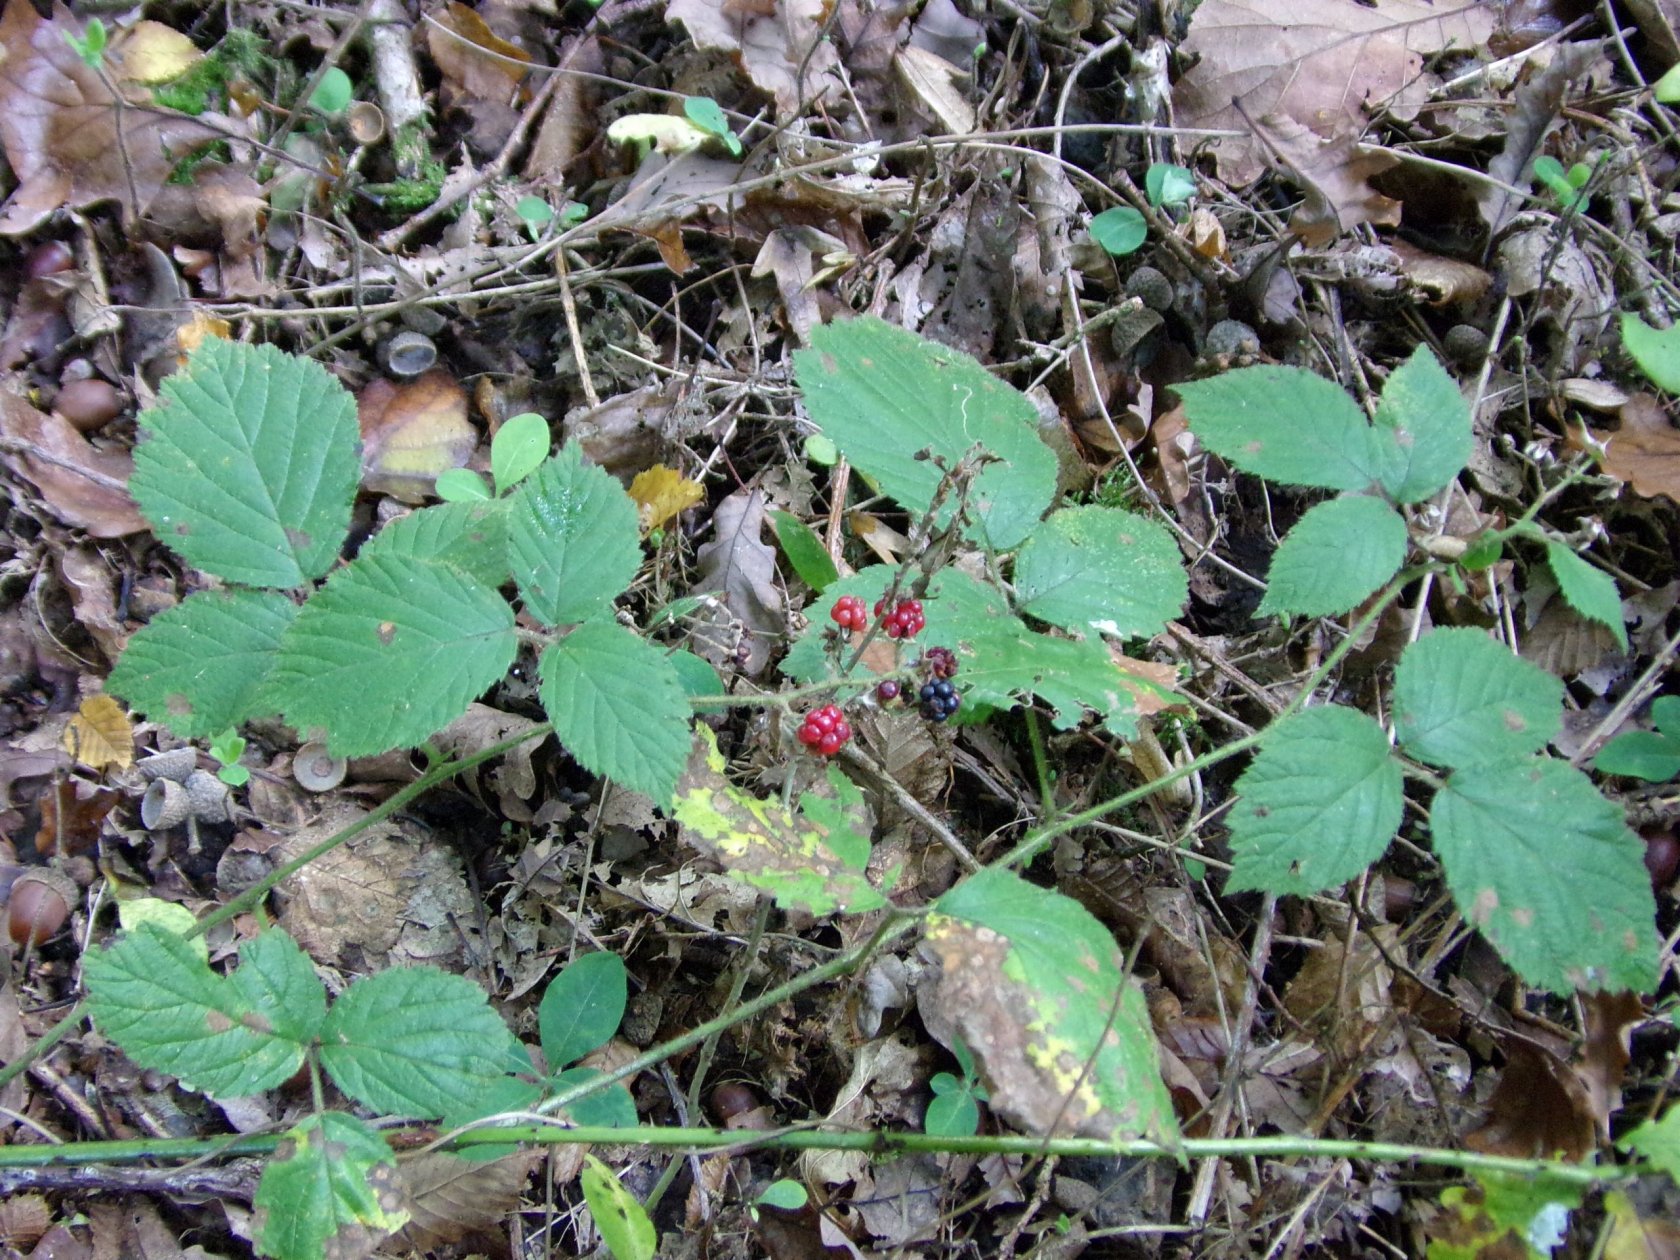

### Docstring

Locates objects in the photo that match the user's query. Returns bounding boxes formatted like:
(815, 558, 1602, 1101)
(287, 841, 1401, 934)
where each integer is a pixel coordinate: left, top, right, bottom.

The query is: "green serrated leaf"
(1257, 496, 1406, 617)
(1176, 365, 1382, 492)
(130, 339, 360, 587)
(1089, 206, 1148, 255)
(1393, 628, 1563, 770)
(254, 1113, 407, 1260)
(268, 550, 516, 757)
(539, 952, 627, 1068)
(668, 648, 725, 707)
(1226, 705, 1403, 894)
(1371, 345, 1472, 504)
(674, 726, 886, 914)
(769, 509, 839, 591)
(441, 1071, 545, 1162)
(509, 444, 641, 625)
(492, 412, 550, 495)
(1544, 541, 1628, 650)
(1429, 1172, 1581, 1260)
(1620, 1105, 1680, 1183)
(929, 869, 1179, 1145)
(107, 590, 297, 739)
(539, 621, 690, 808)
(794, 317, 1057, 550)
(798, 765, 872, 870)
(83, 924, 321, 1098)
(1432, 757, 1658, 993)
(1622, 312, 1680, 393)
(435, 469, 492, 502)
(321, 966, 510, 1119)
(550, 1066, 638, 1127)
(358, 500, 509, 589)
(1593, 730, 1680, 781)
(582, 1155, 657, 1260)
(1014, 506, 1187, 637)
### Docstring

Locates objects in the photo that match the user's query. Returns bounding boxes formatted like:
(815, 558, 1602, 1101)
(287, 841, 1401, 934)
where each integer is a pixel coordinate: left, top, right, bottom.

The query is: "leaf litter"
(1, 0, 1679, 1254)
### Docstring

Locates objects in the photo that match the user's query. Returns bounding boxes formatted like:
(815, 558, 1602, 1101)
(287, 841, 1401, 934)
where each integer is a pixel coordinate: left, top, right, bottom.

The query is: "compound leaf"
(1176, 365, 1381, 492)
(1432, 757, 1658, 993)
(130, 339, 359, 587)
(1015, 506, 1187, 637)
(268, 551, 516, 757)
(107, 589, 297, 739)
(321, 966, 511, 1119)
(253, 1113, 408, 1260)
(1226, 705, 1403, 894)
(83, 923, 321, 1099)
(1545, 541, 1628, 651)
(1394, 627, 1562, 770)
(1257, 495, 1406, 617)
(673, 726, 886, 915)
(795, 317, 1056, 549)
(539, 952, 627, 1069)
(539, 621, 691, 809)
(1371, 345, 1471, 503)
(509, 444, 640, 626)
(927, 868, 1178, 1145)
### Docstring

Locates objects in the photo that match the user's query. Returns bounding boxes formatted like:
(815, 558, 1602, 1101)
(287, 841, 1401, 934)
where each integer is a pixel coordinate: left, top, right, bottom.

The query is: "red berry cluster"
(874, 597, 925, 639)
(796, 704, 851, 756)
(830, 594, 868, 632)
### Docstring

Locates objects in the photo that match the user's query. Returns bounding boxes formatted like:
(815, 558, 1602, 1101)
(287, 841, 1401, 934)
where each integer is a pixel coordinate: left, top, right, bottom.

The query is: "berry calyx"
(919, 679, 961, 722)
(922, 646, 957, 679)
(797, 704, 851, 755)
(830, 595, 868, 632)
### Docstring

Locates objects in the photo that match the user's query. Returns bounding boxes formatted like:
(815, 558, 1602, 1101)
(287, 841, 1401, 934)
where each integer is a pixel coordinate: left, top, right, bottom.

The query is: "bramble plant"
(61, 319, 1680, 1259)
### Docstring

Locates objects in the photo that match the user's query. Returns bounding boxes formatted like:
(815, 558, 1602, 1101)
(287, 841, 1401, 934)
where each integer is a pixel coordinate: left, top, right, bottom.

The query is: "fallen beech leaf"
(1595, 394, 1680, 501)
(628, 464, 705, 533)
(114, 19, 203, 85)
(0, 0, 228, 233)
(894, 45, 976, 134)
(666, 0, 842, 117)
(177, 310, 231, 355)
(62, 694, 133, 771)
(358, 370, 478, 503)
(395, 1151, 540, 1250)
(0, 377, 147, 536)
(1465, 1038, 1596, 1161)
(428, 2, 531, 102)
(36, 776, 120, 855)
(1577, 991, 1644, 1138)
(1253, 113, 1400, 246)
(1389, 239, 1492, 305)
(1174, 0, 1495, 186)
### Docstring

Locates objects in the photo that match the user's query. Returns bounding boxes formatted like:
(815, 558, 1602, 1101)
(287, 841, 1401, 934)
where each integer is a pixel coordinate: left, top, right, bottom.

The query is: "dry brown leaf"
(1479, 43, 1599, 234)
(36, 776, 119, 855)
(894, 44, 975, 134)
(525, 34, 603, 182)
(1595, 395, 1680, 501)
(395, 1151, 539, 1250)
(0, 1193, 52, 1251)
(358, 370, 477, 503)
(628, 464, 705, 533)
(0, 377, 147, 536)
(1108, 650, 1183, 718)
(1388, 238, 1492, 305)
(427, 1, 531, 103)
(63, 694, 133, 771)
(58, 547, 126, 663)
(0, 1, 229, 233)
(665, 0, 842, 117)
(1253, 113, 1401, 246)
(1174, 0, 1494, 186)
(1464, 1037, 1597, 1160)
(1576, 991, 1644, 1138)
(691, 488, 784, 676)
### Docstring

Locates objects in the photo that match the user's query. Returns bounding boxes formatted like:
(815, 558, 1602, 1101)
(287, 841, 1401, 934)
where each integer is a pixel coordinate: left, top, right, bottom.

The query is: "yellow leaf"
(629, 465, 704, 533)
(64, 695, 134, 771)
(116, 20, 202, 85)
(178, 311, 231, 356)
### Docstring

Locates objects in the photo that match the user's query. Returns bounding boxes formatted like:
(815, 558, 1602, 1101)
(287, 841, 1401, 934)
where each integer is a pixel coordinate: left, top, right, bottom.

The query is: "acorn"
(6, 868, 75, 947)
(54, 378, 125, 432)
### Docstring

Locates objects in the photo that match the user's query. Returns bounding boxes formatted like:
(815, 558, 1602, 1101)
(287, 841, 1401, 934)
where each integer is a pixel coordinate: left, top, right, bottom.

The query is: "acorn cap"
(140, 778, 190, 830)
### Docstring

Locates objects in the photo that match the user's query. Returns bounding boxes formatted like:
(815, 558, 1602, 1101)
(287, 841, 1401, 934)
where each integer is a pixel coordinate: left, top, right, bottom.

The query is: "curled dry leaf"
(665, 0, 842, 117)
(1173, 0, 1494, 186)
(358, 369, 478, 503)
(628, 464, 705, 533)
(427, 1, 532, 103)
(1595, 395, 1680, 501)
(0, 376, 147, 537)
(1253, 113, 1400, 246)
(36, 775, 119, 855)
(691, 488, 784, 676)
(0, 0, 229, 234)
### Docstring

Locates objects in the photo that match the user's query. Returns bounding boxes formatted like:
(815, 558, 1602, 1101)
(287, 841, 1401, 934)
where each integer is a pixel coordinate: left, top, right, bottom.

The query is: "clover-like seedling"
(1595, 697, 1680, 783)
(925, 1036, 987, 1138)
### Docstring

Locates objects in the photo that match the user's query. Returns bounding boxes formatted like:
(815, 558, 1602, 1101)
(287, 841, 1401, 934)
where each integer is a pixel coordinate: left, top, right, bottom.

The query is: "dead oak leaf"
(0, 0, 230, 234)
(1253, 113, 1401, 245)
(1594, 394, 1680, 502)
(1174, 0, 1494, 186)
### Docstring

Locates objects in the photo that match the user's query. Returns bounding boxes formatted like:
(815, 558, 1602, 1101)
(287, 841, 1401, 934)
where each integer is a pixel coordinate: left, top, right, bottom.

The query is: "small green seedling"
(1145, 162, 1196, 209)
(207, 728, 249, 787)
(1089, 206, 1148, 257)
(64, 17, 106, 68)
(308, 66, 353, 115)
(750, 1180, 810, 1221)
(514, 194, 555, 240)
(435, 411, 549, 502)
(1655, 61, 1680, 103)
(682, 96, 743, 158)
(1595, 697, 1680, 782)
(925, 1036, 988, 1138)
(1621, 311, 1680, 394)
(1532, 154, 1595, 212)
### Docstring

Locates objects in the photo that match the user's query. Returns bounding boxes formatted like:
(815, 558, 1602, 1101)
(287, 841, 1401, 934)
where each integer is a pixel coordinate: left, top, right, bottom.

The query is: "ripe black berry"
(918, 679, 960, 722)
